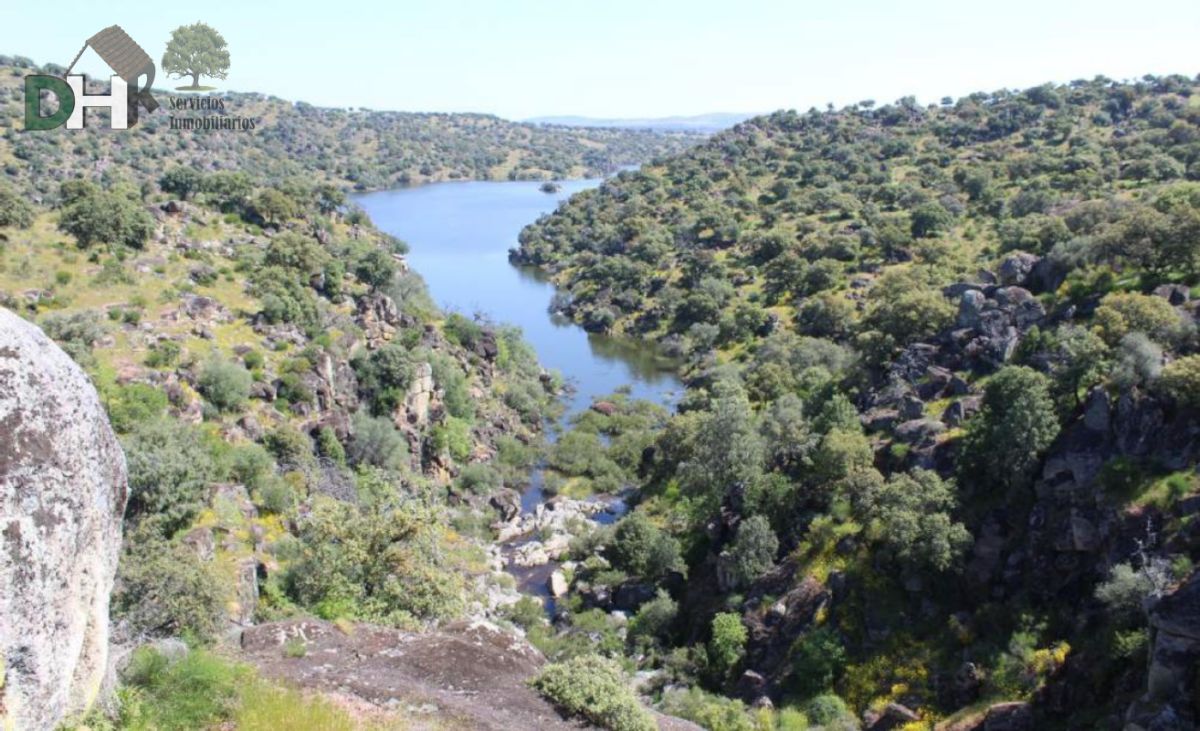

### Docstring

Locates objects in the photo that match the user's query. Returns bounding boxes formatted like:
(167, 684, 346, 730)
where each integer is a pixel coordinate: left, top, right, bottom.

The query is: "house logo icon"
(23, 25, 159, 131)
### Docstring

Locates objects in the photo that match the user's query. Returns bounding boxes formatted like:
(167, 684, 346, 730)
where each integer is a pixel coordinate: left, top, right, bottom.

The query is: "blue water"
(355, 180, 682, 416)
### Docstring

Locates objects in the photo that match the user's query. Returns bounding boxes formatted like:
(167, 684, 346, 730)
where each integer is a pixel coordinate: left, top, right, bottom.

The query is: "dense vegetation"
(0, 55, 700, 198)
(513, 75, 1200, 729)
(0, 52, 669, 729)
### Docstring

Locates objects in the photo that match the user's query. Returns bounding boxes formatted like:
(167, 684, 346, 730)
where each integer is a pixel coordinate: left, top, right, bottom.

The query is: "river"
(355, 179, 680, 416)
(354, 180, 683, 605)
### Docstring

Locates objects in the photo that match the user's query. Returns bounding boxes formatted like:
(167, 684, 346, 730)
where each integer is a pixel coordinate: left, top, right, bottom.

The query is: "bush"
(1093, 292, 1181, 345)
(285, 498, 465, 624)
(120, 647, 246, 730)
(58, 184, 154, 248)
(456, 462, 501, 494)
(531, 654, 656, 731)
(352, 343, 415, 415)
(629, 590, 678, 645)
(114, 526, 227, 639)
(41, 311, 105, 367)
(123, 418, 225, 533)
(347, 412, 409, 471)
(197, 357, 252, 413)
(804, 694, 854, 728)
(789, 627, 847, 699)
(609, 511, 683, 580)
(959, 366, 1060, 493)
(1159, 354, 1200, 407)
(708, 612, 748, 682)
(432, 417, 473, 462)
(0, 181, 35, 228)
(264, 425, 314, 470)
(660, 687, 756, 731)
(724, 514, 778, 588)
(104, 383, 168, 433)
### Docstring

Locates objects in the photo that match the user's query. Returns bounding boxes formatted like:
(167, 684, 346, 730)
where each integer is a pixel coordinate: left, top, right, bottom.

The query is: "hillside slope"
(511, 75, 1200, 730)
(0, 55, 706, 731)
(0, 55, 701, 199)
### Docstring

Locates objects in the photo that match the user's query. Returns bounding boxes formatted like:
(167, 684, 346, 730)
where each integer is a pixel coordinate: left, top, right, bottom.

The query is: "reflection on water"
(354, 179, 682, 416)
(355, 180, 674, 614)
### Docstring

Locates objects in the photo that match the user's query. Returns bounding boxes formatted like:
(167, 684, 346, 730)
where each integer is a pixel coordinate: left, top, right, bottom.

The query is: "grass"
(62, 646, 409, 731)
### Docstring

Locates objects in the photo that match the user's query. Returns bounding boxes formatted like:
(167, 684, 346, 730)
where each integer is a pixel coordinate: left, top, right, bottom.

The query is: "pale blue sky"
(2, 0, 1197, 119)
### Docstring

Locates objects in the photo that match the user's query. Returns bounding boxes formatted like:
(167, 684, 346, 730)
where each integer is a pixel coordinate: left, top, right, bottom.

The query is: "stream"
(354, 179, 683, 609)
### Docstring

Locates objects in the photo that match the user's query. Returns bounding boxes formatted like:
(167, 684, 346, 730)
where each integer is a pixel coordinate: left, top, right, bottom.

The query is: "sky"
(2, 0, 1197, 120)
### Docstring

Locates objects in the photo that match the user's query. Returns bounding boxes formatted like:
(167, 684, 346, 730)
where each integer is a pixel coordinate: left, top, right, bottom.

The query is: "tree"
(959, 366, 1060, 492)
(609, 511, 682, 580)
(0, 182, 34, 228)
(1158, 354, 1200, 407)
(789, 628, 847, 699)
(159, 166, 203, 200)
(162, 23, 230, 90)
(682, 377, 763, 507)
(122, 418, 224, 534)
(1093, 292, 1181, 346)
(113, 525, 225, 639)
(725, 515, 778, 587)
(708, 613, 748, 682)
(251, 188, 297, 226)
(858, 469, 972, 572)
(58, 185, 154, 249)
(354, 248, 398, 290)
(197, 357, 251, 413)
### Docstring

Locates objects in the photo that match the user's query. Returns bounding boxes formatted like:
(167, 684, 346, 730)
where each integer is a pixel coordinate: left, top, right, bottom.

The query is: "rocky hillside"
(0, 55, 701, 199)
(509, 75, 1200, 730)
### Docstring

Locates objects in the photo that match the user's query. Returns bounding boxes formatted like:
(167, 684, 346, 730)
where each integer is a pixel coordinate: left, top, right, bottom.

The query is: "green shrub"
(1093, 292, 1181, 345)
(628, 589, 678, 645)
(347, 412, 409, 471)
(104, 383, 168, 433)
(531, 654, 656, 731)
(708, 612, 748, 682)
(432, 416, 472, 462)
(145, 339, 182, 368)
(285, 498, 465, 624)
(0, 181, 35, 228)
(316, 426, 347, 466)
(725, 515, 778, 588)
(660, 687, 756, 731)
(264, 425, 315, 470)
(114, 526, 227, 640)
(197, 357, 252, 413)
(609, 511, 683, 580)
(1159, 354, 1200, 407)
(41, 311, 105, 367)
(58, 183, 154, 249)
(789, 627, 847, 699)
(352, 343, 415, 415)
(456, 462, 501, 494)
(804, 694, 854, 728)
(123, 418, 225, 533)
(242, 349, 265, 371)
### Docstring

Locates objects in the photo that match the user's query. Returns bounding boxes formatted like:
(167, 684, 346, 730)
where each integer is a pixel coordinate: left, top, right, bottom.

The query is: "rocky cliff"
(0, 308, 127, 731)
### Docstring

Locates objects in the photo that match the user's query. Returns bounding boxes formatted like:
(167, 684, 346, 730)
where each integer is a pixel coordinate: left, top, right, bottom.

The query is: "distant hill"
(526, 112, 754, 133)
(0, 55, 704, 198)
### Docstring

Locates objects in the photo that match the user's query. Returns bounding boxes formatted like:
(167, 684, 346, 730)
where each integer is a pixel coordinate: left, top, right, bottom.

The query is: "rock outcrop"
(239, 618, 700, 731)
(0, 308, 128, 731)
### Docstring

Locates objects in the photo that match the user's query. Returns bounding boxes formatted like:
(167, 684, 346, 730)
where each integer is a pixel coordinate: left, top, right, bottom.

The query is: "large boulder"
(0, 308, 128, 731)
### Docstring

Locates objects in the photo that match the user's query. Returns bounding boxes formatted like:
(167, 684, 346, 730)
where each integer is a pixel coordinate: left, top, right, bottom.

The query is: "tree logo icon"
(162, 22, 230, 91)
